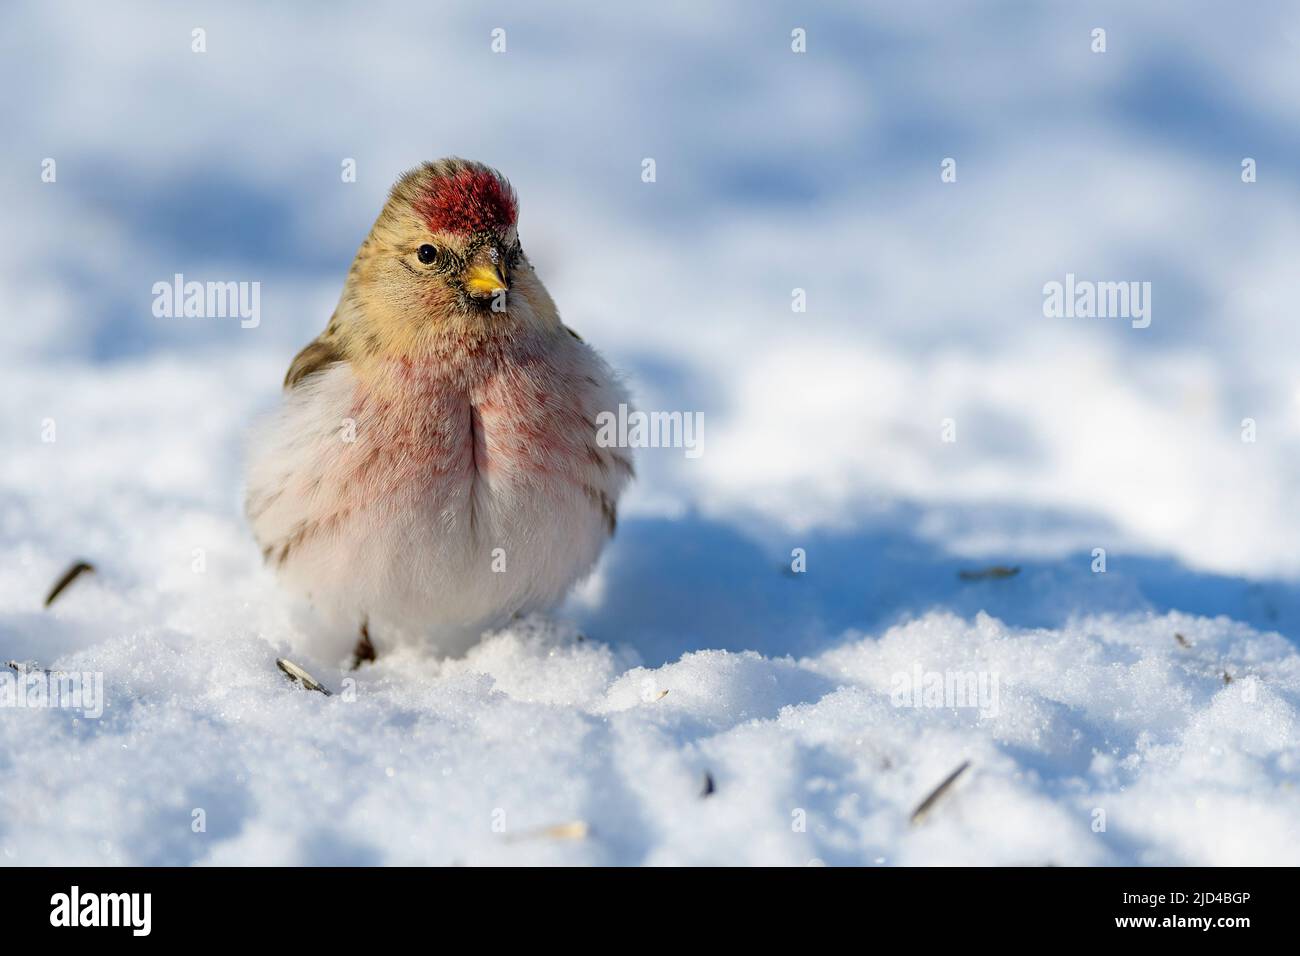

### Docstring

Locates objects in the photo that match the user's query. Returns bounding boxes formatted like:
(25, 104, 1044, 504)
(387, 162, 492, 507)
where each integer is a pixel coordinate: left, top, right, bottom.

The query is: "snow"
(4, 0, 1300, 865)
(4, 530, 1299, 865)
(2, 356, 1298, 864)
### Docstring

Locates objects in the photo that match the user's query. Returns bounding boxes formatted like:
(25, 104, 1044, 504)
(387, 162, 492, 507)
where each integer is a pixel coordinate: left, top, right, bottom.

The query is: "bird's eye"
(417, 244, 438, 265)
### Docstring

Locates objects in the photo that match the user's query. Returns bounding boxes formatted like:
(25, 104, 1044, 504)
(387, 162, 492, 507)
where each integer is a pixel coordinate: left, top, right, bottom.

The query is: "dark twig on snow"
(957, 566, 1019, 582)
(43, 560, 95, 607)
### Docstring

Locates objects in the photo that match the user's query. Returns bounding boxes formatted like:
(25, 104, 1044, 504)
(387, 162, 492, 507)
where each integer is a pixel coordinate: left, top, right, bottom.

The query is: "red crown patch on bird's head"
(415, 168, 518, 236)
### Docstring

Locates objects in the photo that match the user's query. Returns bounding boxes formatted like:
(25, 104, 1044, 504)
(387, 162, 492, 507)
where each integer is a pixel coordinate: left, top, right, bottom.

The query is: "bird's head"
(340, 158, 559, 359)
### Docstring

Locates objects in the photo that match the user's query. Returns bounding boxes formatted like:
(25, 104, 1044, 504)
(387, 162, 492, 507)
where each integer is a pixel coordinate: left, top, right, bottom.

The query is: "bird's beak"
(464, 263, 509, 298)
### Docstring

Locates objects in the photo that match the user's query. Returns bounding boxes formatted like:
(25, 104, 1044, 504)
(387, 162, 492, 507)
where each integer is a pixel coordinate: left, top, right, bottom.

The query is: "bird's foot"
(350, 622, 377, 670)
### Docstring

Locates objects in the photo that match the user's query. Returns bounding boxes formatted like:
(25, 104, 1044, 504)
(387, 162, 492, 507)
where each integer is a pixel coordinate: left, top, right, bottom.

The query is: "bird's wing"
(284, 325, 347, 390)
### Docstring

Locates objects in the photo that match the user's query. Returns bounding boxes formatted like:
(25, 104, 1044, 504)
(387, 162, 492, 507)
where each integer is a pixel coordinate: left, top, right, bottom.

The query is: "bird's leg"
(350, 620, 377, 670)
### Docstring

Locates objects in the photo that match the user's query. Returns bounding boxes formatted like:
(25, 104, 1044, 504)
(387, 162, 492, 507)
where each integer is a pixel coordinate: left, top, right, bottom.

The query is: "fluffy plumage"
(246, 159, 632, 658)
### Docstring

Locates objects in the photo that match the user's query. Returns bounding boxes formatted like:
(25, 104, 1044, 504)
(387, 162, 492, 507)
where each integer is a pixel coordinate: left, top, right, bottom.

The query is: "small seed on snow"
(909, 759, 971, 826)
(505, 820, 590, 843)
(276, 657, 332, 696)
(6, 660, 52, 676)
(43, 560, 95, 608)
(540, 820, 589, 840)
(700, 771, 716, 797)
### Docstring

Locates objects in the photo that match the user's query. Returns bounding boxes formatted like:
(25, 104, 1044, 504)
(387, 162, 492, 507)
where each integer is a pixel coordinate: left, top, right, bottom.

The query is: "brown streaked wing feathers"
(284, 335, 345, 390)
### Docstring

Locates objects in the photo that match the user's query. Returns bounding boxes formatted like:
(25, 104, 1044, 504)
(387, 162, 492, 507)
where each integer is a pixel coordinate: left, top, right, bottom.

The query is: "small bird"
(246, 159, 633, 662)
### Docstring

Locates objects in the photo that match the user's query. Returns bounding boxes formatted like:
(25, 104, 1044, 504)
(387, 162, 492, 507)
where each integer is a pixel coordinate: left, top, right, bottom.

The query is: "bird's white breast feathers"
(245, 335, 631, 656)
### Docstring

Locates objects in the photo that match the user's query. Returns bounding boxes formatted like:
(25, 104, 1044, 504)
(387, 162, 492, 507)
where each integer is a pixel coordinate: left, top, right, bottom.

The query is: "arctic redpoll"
(246, 158, 633, 662)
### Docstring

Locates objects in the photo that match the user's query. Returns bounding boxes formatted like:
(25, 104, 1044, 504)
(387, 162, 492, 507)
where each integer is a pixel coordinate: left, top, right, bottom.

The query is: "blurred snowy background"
(2, 1, 1299, 865)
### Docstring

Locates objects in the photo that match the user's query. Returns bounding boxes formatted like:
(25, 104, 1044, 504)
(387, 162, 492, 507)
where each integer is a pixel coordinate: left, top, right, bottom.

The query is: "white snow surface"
(5, 564, 1300, 866)
(3, 358, 1299, 866)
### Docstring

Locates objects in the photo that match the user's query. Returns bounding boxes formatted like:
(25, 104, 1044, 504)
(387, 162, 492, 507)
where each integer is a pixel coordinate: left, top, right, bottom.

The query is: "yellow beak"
(464, 264, 508, 297)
